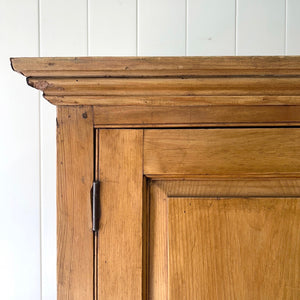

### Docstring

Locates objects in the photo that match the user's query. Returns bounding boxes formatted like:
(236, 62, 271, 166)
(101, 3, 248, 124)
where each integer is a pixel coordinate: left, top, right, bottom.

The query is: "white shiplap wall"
(0, 0, 299, 299)
(0, 1, 40, 299)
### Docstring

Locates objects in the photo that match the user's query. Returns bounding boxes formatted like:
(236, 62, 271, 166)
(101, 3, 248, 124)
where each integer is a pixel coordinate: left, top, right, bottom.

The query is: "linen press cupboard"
(11, 56, 300, 300)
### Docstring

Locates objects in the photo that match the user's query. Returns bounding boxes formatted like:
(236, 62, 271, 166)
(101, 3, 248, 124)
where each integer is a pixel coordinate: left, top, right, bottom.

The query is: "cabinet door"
(97, 128, 300, 300)
(149, 183, 300, 299)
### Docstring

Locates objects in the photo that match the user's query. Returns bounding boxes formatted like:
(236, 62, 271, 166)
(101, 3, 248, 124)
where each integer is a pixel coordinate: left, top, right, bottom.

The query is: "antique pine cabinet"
(11, 57, 300, 300)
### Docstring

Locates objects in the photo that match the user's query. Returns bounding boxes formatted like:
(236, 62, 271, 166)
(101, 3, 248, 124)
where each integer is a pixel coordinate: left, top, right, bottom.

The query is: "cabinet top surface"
(11, 56, 300, 77)
(10, 56, 300, 107)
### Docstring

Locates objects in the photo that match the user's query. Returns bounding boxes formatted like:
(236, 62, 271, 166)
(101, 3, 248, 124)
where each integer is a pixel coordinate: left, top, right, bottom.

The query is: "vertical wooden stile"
(57, 106, 94, 299)
(98, 129, 144, 299)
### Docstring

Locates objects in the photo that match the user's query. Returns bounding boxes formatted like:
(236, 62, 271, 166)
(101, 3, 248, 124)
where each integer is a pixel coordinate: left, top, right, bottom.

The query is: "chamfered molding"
(11, 56, 300, 106)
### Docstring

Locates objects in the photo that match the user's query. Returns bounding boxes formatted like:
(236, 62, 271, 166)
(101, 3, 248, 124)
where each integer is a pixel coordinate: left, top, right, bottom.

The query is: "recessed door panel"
(168, 197, 299, 300)
(149, 180, 300, 300)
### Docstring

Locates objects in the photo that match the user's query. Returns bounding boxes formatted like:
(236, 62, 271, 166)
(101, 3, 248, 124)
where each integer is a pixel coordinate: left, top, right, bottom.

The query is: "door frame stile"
(57, 106, 94, 299)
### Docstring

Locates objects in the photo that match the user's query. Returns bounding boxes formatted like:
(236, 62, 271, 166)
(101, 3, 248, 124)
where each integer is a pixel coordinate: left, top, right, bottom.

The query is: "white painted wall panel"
(188, 0, 236, 55)
(287, 0, 300, 54)
(40, 1, 88, 299)
(138, 0, 185, 55)
(89, 0, 136, 55)
(0, 0, 40, 299)
(237, 0, 285, 55)
(40, 0, 88, 56)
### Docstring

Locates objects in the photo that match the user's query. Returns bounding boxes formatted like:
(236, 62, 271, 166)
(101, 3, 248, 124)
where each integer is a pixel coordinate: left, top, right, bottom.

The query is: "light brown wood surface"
(27, 77, 300, 98)
(97, 129, 144, 299)
(11, 56, 300, 107)
(144, 128, 300, 176)
(45, 95, 300, 107)
(149, 181, 169, 300)
(11, 56, 300, 299)
(151, 178, 300, 197)
(93, 105, 300, 127)
(11, 56, 300, 77)
(169, 197, 300, 300)
(149, 179, 300, 300)
(56, 106, 94, 299)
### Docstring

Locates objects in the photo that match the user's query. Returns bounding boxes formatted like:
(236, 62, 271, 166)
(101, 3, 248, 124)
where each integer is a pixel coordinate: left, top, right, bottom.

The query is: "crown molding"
(11, 56, 300, 106)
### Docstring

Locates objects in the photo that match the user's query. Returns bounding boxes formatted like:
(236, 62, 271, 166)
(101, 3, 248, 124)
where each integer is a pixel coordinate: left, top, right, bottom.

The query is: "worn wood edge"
(11, 56, 300, 107)
(11, 56, 300, 76)
(57, 106, 94, 299)
(27, 77, 300, 97)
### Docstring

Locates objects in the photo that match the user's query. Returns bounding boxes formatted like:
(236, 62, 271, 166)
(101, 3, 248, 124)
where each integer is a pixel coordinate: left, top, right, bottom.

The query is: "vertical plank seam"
(87, 0, 90, 56)
(185, 0, 188, 56)
(37, 0, 42, 298)
(235, 0, 238, 55)
(285, 0, 287, 55)
(136, 0, 139, 56)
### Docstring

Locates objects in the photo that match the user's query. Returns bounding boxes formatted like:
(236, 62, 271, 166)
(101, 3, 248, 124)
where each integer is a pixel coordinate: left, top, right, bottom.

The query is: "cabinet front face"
(97, 128, 300, 300)
(11, 56, 300, 300)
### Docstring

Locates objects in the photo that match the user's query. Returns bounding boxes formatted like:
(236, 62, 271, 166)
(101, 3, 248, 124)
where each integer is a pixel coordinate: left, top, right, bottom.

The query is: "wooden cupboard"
(11, 56, 300, 299)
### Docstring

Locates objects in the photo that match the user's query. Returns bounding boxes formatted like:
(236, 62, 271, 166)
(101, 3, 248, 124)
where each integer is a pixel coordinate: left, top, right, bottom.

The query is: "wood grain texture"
(144, 128, 300, 176)
(27, 77, 300, 97)
(11, 56, 300, 77)
(45, 95, 300, 107)
(98, 129, 144, 299)
(169, 197, 300, 300)
(93, 105, 300, 128)
(151, 178, 300, 198)
(56, 106, 94, 299)
(149, 180, 300, 299)
(11, 56, 300, 107)
(149, 181, 169, 300)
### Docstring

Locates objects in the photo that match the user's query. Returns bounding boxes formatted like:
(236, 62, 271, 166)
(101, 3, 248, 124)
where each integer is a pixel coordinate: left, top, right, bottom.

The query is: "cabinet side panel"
(40, 2, 88, 297)
(57, 106, 94, 299)
(98, 129, 144, 299)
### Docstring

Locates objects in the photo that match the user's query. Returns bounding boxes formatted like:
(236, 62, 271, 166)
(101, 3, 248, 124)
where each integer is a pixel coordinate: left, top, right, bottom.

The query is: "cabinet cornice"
(11, 56, 300, 107)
